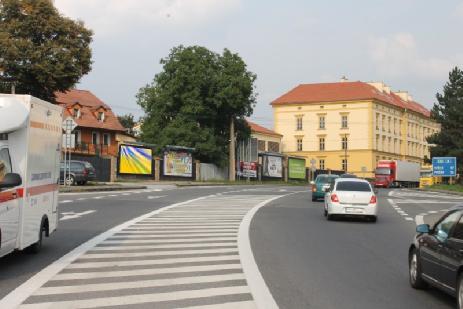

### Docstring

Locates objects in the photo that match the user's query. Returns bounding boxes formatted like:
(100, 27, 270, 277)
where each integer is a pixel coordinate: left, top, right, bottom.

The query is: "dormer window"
(98, 111, 105, 122)
(73, 108, 81, 118)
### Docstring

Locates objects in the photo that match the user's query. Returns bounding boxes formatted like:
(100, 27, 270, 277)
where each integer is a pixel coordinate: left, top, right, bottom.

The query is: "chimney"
(340, 76, 348, 82)
(394, 91, 409, 102)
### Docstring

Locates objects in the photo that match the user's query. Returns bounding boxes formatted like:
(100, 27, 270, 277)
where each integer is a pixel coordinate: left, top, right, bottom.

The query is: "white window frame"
(296, 138, 303, 151)
(92, 131, 100, 145)
(103, 133, 111, 146)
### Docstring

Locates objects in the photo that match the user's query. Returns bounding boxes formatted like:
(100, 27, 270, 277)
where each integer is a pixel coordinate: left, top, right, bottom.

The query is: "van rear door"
(0, 147, 20, 255)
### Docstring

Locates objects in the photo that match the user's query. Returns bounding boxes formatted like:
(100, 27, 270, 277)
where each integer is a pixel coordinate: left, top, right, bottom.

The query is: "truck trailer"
(0, 95, 62, 258)
(374, 160, 420, 188)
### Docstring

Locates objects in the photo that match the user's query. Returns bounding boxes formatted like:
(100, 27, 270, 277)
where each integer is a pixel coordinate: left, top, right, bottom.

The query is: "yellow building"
(271, 80, 440, 177)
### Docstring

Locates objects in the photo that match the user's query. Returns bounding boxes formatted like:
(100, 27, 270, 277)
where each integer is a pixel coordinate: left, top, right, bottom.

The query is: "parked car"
(409, 206, 463, 308)
(324, 178, 378, 222)
(60, 160, 96, 185)
(311, 174, 339, 201)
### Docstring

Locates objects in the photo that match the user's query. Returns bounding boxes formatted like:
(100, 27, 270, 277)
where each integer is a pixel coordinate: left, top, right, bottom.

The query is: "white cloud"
(54, 0, 241, 37)
(369, 33, 453, 79)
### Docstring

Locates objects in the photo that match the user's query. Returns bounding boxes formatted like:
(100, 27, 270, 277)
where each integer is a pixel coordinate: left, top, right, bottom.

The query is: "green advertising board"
(288, 158, 306, 179)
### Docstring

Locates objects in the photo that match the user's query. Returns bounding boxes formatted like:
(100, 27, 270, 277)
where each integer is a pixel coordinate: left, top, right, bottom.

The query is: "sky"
(54, 0, 463, 129)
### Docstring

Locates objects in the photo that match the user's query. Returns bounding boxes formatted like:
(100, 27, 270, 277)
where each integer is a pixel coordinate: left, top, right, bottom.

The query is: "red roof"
(271, 81, 431, 118)
(247, 120, 282, 137)
(55, 89, 125, 132)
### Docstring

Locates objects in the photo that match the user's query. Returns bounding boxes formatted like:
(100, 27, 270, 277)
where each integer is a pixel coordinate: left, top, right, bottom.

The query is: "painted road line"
(118, 229, 238, 234)
(60, 210, 96, 221)
(148, 195, 167, 200)
(415, 214, 425, 225)
(59, 200, 73, 204)
(65, 255, 241, 269)
(18, 286, 252, 309)
(77, 248, 239, 260)
(89, 242, 238, 251)
(101, 237, 237, 245)
(405, 217, 414, 221)
(34, 273, 247, 296)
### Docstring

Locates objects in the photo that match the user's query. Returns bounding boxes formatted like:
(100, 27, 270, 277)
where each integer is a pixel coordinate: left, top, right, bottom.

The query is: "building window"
(98, 111, 105, 122)
(376, 134, 380, 150)
(268, 141, 280, 152)
(258, 140, 266, 152)
(376, 113, 380, 130)
(341, 136, 348, 150)
(342, 159, 347, 172)
(92, 132, 99, 145)
(103, 133, 111, 146)
(393, 118, 397, 134)
(319, 159, 325, 170)
(319, 116, 325, 129)
(296, 116, 303, 131)
(319, 137, 325, 151)
(388, 137, 391, 153)
(341, 115, 348, 128)
(296, 138, 303, 151)
(73, 108, 81, 118)
(382, 115, 386, 131)
(74, 130, 81, 146)
(388, 117, 391, 133)
(394, 139, 397, 154)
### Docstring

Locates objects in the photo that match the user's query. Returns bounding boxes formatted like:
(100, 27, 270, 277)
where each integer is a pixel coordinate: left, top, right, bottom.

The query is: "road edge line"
(238, 193, 298, 309)
(0, 195, 214, 309)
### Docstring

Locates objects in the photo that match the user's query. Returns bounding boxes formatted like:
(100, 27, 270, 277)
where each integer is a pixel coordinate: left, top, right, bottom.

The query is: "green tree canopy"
(137, 45, 256, 165)
(0, 0, 93, 102)
(118, 113, 136, 135)
(428, 67, 463, 172)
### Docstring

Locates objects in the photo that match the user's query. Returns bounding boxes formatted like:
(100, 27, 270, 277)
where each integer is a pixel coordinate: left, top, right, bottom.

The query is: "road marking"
(415, 214, 425, 225)
(59, 200, 73, 204)
(405, 217, 414, 221)
(93, 196, 104, 199)
(148, 195, 167, 200)
(60, 210, 96, 221)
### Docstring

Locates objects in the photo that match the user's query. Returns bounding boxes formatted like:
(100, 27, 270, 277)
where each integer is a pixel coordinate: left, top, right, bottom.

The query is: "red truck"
(374, 160, 420, 188)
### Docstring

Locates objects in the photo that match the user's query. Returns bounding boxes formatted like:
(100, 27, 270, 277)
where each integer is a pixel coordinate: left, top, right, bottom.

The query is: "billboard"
(238, 161, 257, 178)
(118, 145, 153, 175)
(262, 155, 283, 178)
(288, 158, 306, 179)
(164, 150, 193, 177)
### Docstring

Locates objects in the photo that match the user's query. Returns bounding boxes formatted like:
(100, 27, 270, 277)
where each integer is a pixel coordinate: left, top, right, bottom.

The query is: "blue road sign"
(432, 157, 457, 177)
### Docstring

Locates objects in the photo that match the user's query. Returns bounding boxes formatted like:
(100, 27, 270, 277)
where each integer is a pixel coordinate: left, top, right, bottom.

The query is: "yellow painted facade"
(272, 83, 440, 177)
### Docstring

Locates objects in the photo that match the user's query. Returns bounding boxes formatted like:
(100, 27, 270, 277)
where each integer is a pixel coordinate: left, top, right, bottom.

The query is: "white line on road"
(60, 210, 96, 221)
(148, 195, 167, 200)
(59, 200, 73, 204)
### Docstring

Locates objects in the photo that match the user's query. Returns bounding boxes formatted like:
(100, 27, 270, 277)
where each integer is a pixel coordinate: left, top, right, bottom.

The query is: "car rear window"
(336, 181, 371, 192)
(316, 175, 338, 183)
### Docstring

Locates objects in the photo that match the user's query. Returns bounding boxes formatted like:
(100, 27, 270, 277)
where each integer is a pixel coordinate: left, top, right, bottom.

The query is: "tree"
(0, 0, 93, 102)
(138, 45, 256, 165)
(118, 113, 136, 135)
(428, 67, 463, 173)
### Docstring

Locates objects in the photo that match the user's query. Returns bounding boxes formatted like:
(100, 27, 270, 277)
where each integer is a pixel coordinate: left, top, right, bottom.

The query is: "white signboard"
(62, 116, 77, 134)
(262, 155, 283, 178)
(62, 134, 75, 149)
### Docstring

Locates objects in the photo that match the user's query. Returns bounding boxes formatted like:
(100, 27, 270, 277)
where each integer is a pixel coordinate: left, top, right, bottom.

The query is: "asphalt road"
(2, 185, 463, 308)
(251, 188, 463, 309)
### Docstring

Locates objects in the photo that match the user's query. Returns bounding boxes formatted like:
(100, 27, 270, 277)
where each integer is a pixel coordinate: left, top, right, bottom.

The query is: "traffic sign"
(432, 157, 457, 177)
(62, 117, 77, 134)
(62, 134, 75, 149)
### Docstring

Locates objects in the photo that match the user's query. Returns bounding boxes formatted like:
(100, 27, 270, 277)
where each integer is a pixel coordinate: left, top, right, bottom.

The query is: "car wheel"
(409, 248, 427, 289)
(65, 175, 75, 186)
(458, 275, 463, 309)
(27, 223, 45, 254)
(326, 213, 333, 221)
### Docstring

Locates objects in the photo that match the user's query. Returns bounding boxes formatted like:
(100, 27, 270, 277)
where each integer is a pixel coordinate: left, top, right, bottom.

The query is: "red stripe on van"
(0, 190, 19, 203)
(28, 184, 58, 196)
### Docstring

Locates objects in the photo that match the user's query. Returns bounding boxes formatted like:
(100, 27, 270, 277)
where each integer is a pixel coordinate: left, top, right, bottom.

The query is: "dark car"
(310, 174, 339, 201)
(409, 206, 463, 308)
(60, 160, 96, 185)
(339, 173, 358, 178)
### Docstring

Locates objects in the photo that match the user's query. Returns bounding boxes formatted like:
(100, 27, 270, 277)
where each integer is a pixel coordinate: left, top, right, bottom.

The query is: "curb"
(412, 188, 463, 197)
(59, 185, 147, 193)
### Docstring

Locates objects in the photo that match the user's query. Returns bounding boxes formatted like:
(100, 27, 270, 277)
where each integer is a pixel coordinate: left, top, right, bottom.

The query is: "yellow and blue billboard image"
(118, 145, 153, 175)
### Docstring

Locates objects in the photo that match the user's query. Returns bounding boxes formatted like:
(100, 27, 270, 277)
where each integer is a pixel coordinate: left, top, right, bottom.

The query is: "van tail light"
(370, 195, 377, 204)
(331, 194, 339, 203)
(83, 168, 89, 176)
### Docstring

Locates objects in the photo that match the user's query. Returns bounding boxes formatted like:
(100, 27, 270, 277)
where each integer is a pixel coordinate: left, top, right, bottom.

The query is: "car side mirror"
(416, 224, 430, 234)
(0, 173, 22, 189)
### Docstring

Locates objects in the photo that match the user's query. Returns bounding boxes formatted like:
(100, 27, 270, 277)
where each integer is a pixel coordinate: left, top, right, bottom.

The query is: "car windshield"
(316, 175, 337, 184)
(336, 181, 371, 192)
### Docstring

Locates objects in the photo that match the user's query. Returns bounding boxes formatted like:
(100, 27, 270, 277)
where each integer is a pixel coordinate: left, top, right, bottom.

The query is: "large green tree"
(428, 67, 463, 172)
(0, 0, 93, 102)
(138, 45, 256, 165)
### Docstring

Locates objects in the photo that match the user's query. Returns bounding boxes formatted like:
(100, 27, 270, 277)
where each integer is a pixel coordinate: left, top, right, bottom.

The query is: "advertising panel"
(118, 145, 153, 175)
(164, 150, 193, 177)
(262, 155, 283, 178)
(238, 161, 257, 178)
(288, 158, 306, 179)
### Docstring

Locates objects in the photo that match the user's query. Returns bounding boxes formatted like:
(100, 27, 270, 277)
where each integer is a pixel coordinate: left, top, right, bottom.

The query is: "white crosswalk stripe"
(17, 194, 278, 308)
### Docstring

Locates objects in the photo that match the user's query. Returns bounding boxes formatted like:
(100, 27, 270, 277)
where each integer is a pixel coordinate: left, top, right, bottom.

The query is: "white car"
(324, 178, 378, 222)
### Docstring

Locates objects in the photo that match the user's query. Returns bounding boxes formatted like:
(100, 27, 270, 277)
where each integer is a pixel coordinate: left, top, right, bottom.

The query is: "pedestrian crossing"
(17, 194, 280, 309)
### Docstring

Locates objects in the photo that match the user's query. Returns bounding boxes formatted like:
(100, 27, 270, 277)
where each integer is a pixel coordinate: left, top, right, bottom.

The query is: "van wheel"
(28, 223, 45, 254)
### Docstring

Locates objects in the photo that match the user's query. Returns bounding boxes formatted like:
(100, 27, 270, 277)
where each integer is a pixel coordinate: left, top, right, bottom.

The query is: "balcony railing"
(66, 143, 118, 157)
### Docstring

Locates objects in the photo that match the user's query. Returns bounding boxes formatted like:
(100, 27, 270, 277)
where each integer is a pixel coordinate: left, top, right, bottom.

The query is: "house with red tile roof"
(247, 120, 282, 153)
(271, 80, 440, 176)
(55, 89, 126, 157)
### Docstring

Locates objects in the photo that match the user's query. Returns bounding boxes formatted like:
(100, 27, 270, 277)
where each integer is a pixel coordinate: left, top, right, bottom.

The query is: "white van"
(0, 95, 62, 258)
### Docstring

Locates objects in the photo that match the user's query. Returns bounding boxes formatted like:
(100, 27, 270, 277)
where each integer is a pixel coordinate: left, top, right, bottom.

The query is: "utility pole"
(229, 116, 236, 181)
(11, 83, 15, 94)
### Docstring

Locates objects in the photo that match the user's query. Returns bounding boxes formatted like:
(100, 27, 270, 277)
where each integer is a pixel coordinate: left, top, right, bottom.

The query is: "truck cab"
(374, 161, 395, 188)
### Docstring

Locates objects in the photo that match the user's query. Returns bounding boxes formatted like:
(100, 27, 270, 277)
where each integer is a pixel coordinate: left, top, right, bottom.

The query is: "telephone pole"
(229, 116, 236, 181)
